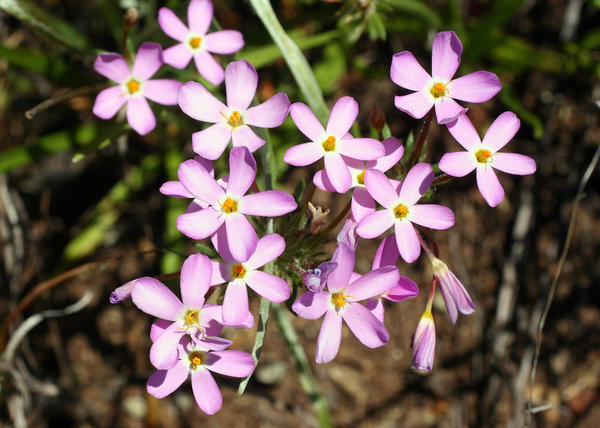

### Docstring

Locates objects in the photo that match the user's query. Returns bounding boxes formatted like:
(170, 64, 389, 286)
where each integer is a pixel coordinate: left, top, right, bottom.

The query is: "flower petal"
(327, 243, 355, 291)
(365, 297, 385, 323)
(312, 170, 334, 192)
(395, 221, 421, 263)
(476, 167, 505, 207)
(150, 320, 172, 342)
(239, 190, 297, 217)
(223, 280, 249, 325)
(399, 162, 434, 206)
(372, 137, 405, 172)
(192, 123, 232, 160)
(225, 215, 257, 262)
(481, 111, 520, 152)
(94, 53, 130, 83)
(150, 324, 184, 369)
(163, 43, 193, 69)
(178, 158, 224, 204)
(193, 51, 225, 85)
(356, 210, 395, 239)
(385, 277, 419, 302)
(178, 81, 227, 123)
(394, 91, 433, 119)
(364, 169, 398, 207)
(92, 86, 127, 119)
(180, 254, 212, 306)
(342, 303, 389, 348)
(177, 208, 224, 240)
(289, 102, 326, 141)
(438, 151, 477, 177)
(283, 142, 323, 166)
(446, 113, 481, 151)
(188, 0, 213, 33)
(131, 277, 182, 320)
(195, 336, 233, 351)
(191, 369, 222, 415)
(227, 146, 256, 196)
(324, 154, 352, 193)
(158, 7, 189, 42)
(246, 233, 285, 269)
(245, 93, 290, 128)
(347, 266, 399, 300)
(210, 228, 235, 263)
(326, 96, 358, 138)
(351, 187, 376, 222)
(492, 153, 536, 175)
(410, 204, 455, 230)
(434, 97, 467, 125)
(127, 96, 155, 135)
(143, 79, 182, 105)
(205, 30, 244, 54)
(431, 31, 462, 81)
(315, 310, 342, 363)
(390, 51, 431, 91)
(205, 350, 254, 377)
(147, 362, 189, 399)
(449, 71, 501, 102)
(244, 270, 290, 302)
(372, 234, 399, 269)
(231, 125, 265, 153)
(160, 180, 193, 198)
(337, 138, 384, 161)
(132, 42, 162, 80)
(225, 60, 257, 111)
(292, 291, 329, 320)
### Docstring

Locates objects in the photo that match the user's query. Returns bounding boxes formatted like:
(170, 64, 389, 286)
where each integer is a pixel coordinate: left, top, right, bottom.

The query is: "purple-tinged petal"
(410, 204, 455, 230)
(131, 277, 182, 320)
(178, 159, 224, 204)
(193, 51, 225, 86)
(283, 142, 323, 166)
(163, 44, 193, 69)
(326, 96, 358, 138)
(347, 266, 399, 300)
(327, 243, 355, 291)
(188, 0, 213, 34)
(394, 91, 433, 119)
(239, 190, 297, 217)
(292, 291, 329, 320)
(399, 162, 433, 206)
(244, 271, 290, 302)
(449, 71, 501, 102)
(225, 60, 257, 111)
(180, 254, 212, 306)
(411, 311, 436, 373)
(150, 320, 173, 342)
(481, 111, 520, 152)
(372, 234, 399, 269)
(246, 233, 285, 270)
(227, 146, 256, 197)
(211, 228, 235, 263)
(492, 153, 536, 175)
(365, 297, 385, 323)
(446, 113, 481, 151)
(289, 102, 326, 141)
(438, 151, 477, 177)
(205, 350, 254, 377)
(390, 51, 431, 91)
(225, 215, 257, 262)
(160, 180, 193, 198)
(127, 97, 155, 135)
(431, 31, 462, 81)
(223, 280, 249, 325)
(385, 278, 419, 302)
(324, 154, 352, 193)
(371, 137, 405, 172)
(356, 210, 394, 239)
(210, 261, 229, 285)
(431, 257, 475, 323)
(192, 124, 232, 160)
(342, 303, 389, 348)
(245, 93, 290, 128)
(364, 169, 398, 208)
(94, 53, 130, 83)
(191, 369, 222, 415)
(110, 279, 137, 304)
(178, 81, 227, 123)
(147, 362, 189, 398)
(351, 187, 376, 222)
(195, 336, 233, 351)
(144, 79, 182, 105)
(158, 8, 189, 42)
(205, 30, 244, 54)
(150, 324, 184, 369)
(434, 97, 467, 125)
(312, 170, 334, 192)
(92, 86, 127, 119)
(476, 167, 504, 207)
(395, 221, 421, 263)
(132, 42, 162, 80)
(315, 310, 342, 363)
(337, 137, 384, 161)
(231, 125, 265, 153)
(337, 218, 358, 251)
(177, 208, 224, 240)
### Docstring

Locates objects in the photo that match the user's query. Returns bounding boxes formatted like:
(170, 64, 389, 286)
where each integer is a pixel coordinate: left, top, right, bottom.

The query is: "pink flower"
(314, 137, 404, 220)
(302, 261, 338, 293)
(176, 146, 297, 262)
(178, 60, 290, 160)
(210, 233, 291, 325)
(292, 244, 399, 363)
(391, 31, 501, 124)
(429, 254, 475, 324)
(439, 112, 536, 207)
(158, 0, 244, 85)
(92, 42, 182, 135)
(356, 163, 455, 263)
(336, 217, 359, 251)
(411, 309, 436, 373)
(283, 97, 385, 193)
(147, 336, 254, 415)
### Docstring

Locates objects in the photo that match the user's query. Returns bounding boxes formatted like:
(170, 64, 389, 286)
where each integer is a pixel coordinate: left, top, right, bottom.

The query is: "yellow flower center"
(429, 82, 448, 99)
(188, 351, 204, 370)
(475, 149, 492, 164)
(221, 197, 238, 213)
(127, 79, 140, 94)
(184, 309, 200, 327)
(232, 264, 246, 279)
(189, 36, 202, 49)
(331, 292, 346, 309)
(227, 110, 243, 129)
(394, 204, 409, 219)
(322, 136, 336, 152)
(356, 169, 366, 185)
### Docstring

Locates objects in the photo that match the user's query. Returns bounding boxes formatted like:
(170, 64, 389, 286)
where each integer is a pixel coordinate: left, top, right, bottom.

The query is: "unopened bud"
(124, 8, 139, 28)
(411, 309, 436, 373)
(110, 279, 138, 304)
(370, 105, 386, 133)
(307, 202, 330, 234)
(428, 255, 475, 324)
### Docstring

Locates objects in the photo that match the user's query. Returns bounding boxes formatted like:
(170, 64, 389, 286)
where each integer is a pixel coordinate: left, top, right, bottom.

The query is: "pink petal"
(127, 97, 155, 135)
(158, 7, 189, 42)
(399, 162, 433, 206)
(245, 93, 290, 128)
(347, 266, 399, 300)
(431, 31, 462, 81)
(351, 187, 375, 222)
(390, 51, 431, 91)
(205, 30, 244, 54)
(327, 243, 355, 291)
(326, 96, 358, 137)
(394, 91, 433, 119)
(312, 170, 334, 192)
(180, 254, 211, 306)
(434, 97, 467, 125)
(438, 151, 477, 177)
(395, 221, 420, 263)
(131, 277, 182, 320)
(177, 208, 224, 240)
(132, 42, 162, 80)
(244, 270, 290, 302)
(385, 278, 419, 301)
(92, 86, 127, 119)
(178, 159, 224, 204)
(239, 190, 297, 217)
(225, 215, 257, 262)
(337, 137, 384, 161)
(315, 310, 342, 363)
(147, 361, 189, 398)
(163, 44, 193, 69)
(195, 336, 232, 351)
(289, 102, 326, 141)
(192, 123, 232, 160)
(364, 169, 398, 207)
(160, 180, 193, 198)
(246, 233, 285, 269)
(324, 153, 352, 193)
(372, 234, 399, 269)
(210, 261, 229, 285)
(356, 210, 394, 239)
(492, 153, 536, 175)
(446, 113, 481, 151)
(223, 280, 249, 325)
(365, 297, 385, 323)
(283, 142, 323, 166)
(231, 125, 265, 152)
(372, 137, 405, 172)
(188, 0, 213, 34)
(292, 291, 329, 320)
(94, 53, 130, 83)
(449, 71, 501, 102)
(227, 146, 256, 196)
(150, 324, 183, 369)
(143, 79, 182, 105)
(191, 369, 222, 415)
(150, 320, 172, 342)
(225, 60, 257, 111)
(342, 303, 389, 348)
(481, 111, 520, 152)
(178, 81, 227, 123)
(476, 167, 504, 207)
(410, 204, 455, 230)
(193, 51, 224, 85)
(205, 350, 254, 377)
(210, 228, 235, 263)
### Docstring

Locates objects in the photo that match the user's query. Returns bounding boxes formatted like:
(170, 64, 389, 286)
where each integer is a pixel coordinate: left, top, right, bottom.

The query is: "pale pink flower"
(428, 254, 475, 324)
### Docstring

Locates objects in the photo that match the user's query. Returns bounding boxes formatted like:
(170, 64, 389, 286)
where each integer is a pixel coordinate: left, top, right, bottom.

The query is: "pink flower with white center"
(411, 309, 436, 373)
(160, 156, 217, 214)
(428, 254, 475, 324)
(292, 244, 399, 363)
(147, 336, 254, 415)
(158, 0, 244, 85)
(210, 233, 291, 325)
(176, 146, 297, 262)
(92, 42, 182, 135)
(178, 60, 290, 160)
(391, 31, 502, 124)
(283, 97, 385, 193)
(314, 137, 404, 220)
(356, 163, 455, 263)
(364, 235, 419, 322)
(439, 112, 536, 207)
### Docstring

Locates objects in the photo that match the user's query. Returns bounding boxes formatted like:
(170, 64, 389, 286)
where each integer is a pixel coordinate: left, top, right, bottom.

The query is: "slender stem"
(25, 84, 108, 119)
(320, 198, 351, 237)
(432, 173, 453, 186)
(426, 278, 436, 312)
(409, 110, 434, 167)
(416, 227, 439, 258)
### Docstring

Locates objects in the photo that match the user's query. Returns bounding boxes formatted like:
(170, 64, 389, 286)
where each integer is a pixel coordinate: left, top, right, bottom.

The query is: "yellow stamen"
(127, 79, 140, 94)
(429, 82, 448, 99)
(189, 36, 202, 49)
(184, 309, 199, 326)
(356, 169, 366, 185)
(189, 351, 204, 370)
(331, 292, 346, 309)
(394, 204, 409, 219)
(227, 110, 243, 128)
(322, 135, 336, 152)
(475, 149, 492, 164)
(232, 264, 246, 279)
(222, 197, 238, 213)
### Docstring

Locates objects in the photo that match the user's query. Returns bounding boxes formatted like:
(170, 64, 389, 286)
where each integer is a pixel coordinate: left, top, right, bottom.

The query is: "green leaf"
(384, 0, 442, 28)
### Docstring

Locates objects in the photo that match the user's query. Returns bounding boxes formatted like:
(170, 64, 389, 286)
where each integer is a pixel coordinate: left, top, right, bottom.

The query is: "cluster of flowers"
(99, 0, 536, 415)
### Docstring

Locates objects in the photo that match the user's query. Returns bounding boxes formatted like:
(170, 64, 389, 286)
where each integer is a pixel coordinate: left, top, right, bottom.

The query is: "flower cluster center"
(232, 264, 246, 279)
(322, 136, 336, 152)
(184, 309, 200, 327)
(222, 197, 238, 213)
(430, 82, 448, 98)
(188, 351, 204, 370)
(331, 292, 346, 309)
(227, 111, 243, 128)
(127, 79, 140, 94)
(189, 36, 202, 49)
(475, 149, 492, 164)
(356, 169, 366, 185)
(394, 204, 409, 219)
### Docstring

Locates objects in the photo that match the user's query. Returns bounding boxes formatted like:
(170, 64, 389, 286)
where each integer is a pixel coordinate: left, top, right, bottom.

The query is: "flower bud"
(307, 202, 330, 234)
(336, 217, 358, 251)
(411, 309, 436, 373)
(429, 255, 475, 324)
(109, 279, 138, 304)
